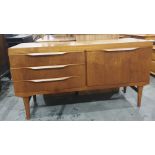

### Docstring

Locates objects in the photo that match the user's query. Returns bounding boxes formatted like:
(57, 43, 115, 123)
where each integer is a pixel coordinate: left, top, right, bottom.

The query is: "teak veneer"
(123, 34, 155, 75)
(151, 46, 155, 75)
(9, 38, 153, 120)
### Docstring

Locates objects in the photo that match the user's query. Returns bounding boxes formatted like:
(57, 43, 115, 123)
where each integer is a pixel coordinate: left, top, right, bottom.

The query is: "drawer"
(151, 61, 155, 73)
(11, 64, 85, 81)
(152, 52, 155, 61)
(9, 51, 85, 68)
(13, 76, 85, 94)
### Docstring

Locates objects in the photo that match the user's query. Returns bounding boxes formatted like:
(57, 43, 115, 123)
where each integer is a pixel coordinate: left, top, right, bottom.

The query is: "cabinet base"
(23, 87, 143, 120)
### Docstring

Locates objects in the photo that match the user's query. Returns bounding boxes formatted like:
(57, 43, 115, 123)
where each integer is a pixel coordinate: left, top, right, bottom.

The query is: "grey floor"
(0, 76, 155, 121)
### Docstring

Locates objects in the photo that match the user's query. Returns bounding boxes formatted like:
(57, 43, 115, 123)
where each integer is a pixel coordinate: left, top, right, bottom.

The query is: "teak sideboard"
(8, 38, 152, 120)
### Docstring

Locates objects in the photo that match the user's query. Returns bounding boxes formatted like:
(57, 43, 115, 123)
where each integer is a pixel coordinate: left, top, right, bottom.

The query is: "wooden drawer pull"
(26, 52, 68, 56)
(25, 76, 77, 83)
(25, 64, 83, 70)
(103, 48, 139, 52)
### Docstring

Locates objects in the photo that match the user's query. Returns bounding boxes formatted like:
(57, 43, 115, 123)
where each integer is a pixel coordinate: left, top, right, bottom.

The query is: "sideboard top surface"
(125, 34, 155, 38)
(9, 38, 153, 55)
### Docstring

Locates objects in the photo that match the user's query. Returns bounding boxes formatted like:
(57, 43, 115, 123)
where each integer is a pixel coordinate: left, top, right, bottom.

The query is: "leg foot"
(137, 86, 143, 107)
(23, 97, 30, 120)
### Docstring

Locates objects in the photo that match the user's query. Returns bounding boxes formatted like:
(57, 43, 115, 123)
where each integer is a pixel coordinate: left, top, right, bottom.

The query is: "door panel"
(87, 48, 151, 86)
(128, 48, 151, 83)
(104, 51, 130, 85)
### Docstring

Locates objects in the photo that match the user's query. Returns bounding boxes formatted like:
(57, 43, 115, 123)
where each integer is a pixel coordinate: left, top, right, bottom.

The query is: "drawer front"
(11, 64, 85, 81)
(9, 52, 85, 68)
(13, 76, 85, 94)
(151, 61, 155, 73)
(152, 52, 155, 61)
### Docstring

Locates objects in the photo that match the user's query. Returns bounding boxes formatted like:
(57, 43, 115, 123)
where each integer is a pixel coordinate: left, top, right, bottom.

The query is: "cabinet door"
(87, 48, 151, 86)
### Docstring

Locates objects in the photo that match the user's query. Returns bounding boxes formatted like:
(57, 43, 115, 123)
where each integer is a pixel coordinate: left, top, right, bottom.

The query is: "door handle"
(103, 48, 139, 52)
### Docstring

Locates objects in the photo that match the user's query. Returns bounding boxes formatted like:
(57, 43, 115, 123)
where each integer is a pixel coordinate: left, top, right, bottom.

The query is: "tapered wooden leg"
(23, 97, 30, 120)
(123, 87, 127, 93)
(137, 86, 143, 107)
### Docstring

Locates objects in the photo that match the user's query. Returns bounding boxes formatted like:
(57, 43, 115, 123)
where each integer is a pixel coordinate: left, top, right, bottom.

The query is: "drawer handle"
(25, 64, 83, 70)
(103, 48, 139, 52)
(25, 76, 77, 83)
(26, 52, 68, 56)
